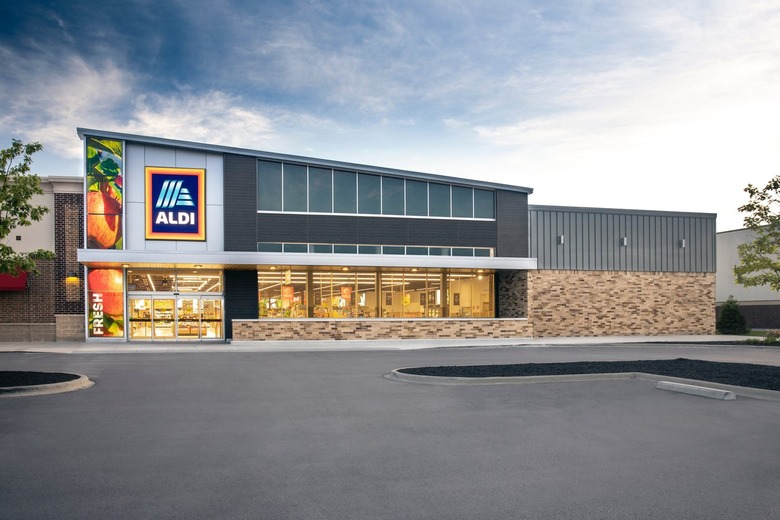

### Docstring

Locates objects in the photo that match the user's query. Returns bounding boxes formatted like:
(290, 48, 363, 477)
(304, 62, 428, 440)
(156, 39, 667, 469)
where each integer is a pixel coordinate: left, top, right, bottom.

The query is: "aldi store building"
(74, 128, 716, 343)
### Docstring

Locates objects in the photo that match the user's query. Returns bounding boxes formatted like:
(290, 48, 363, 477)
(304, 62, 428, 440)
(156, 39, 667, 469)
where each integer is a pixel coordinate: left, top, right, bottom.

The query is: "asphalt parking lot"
(2, 343, 780, 519)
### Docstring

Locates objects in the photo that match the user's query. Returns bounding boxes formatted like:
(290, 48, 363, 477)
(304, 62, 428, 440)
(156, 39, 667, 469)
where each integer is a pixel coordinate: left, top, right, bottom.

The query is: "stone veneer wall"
(528, 270, 715, 337)
(56, 315, 85, 341)
(232, 318, 532, 341)
(497, 270, 527, 318)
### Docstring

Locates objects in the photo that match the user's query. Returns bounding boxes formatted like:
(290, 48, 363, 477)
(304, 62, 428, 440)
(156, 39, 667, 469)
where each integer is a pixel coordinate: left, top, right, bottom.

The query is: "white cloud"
(458, 1, 780, 231)
(123, 92, 278, 150)
(0, 50, 132, 159)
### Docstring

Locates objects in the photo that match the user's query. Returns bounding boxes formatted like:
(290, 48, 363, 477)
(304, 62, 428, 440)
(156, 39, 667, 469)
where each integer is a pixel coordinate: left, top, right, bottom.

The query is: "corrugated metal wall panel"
(529, 206, 716, 273)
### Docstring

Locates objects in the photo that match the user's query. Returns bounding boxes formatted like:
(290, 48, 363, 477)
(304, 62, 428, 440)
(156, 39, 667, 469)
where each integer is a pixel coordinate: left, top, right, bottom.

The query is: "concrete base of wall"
(0, 323, 56, 342)
(56, 315, 85, 341)
(232, 318, 533, 341)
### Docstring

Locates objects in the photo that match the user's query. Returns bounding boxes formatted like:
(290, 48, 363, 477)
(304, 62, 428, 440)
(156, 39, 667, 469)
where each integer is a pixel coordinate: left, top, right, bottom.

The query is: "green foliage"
(0, 139, 55, 274)
(735, 175, 780, 290)
(716, 296, 748, 335)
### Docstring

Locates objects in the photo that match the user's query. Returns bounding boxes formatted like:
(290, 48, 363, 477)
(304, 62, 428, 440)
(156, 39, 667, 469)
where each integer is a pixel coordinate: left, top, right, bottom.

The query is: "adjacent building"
(0, 176, 84, 341)
(716, 228, 780, 329)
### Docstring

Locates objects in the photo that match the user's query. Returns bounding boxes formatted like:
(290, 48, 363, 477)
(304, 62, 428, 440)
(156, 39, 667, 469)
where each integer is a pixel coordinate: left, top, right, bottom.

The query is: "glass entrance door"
(177, 298, 200, 340)
(200, 298, 223, 339)
(128, 295, 223, 341)
(153, 299, 175, 340)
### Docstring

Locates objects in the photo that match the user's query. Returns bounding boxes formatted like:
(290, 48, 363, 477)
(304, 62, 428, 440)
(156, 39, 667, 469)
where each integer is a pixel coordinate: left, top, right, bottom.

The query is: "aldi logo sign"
(145, 167, 206, 240)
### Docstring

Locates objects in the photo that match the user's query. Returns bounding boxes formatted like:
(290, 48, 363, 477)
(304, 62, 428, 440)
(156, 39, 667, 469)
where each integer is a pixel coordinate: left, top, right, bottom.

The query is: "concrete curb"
(385, 369, 780, 401)
(0, 374, 94, 397)
(655, 381, 736, 400)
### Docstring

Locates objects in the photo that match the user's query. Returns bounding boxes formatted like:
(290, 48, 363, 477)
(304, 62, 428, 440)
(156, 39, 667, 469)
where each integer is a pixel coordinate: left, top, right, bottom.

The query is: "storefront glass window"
(283, 243, 308, 253)
(258, 269, 308, 318)
(358, 174, 380, 214)
(406, 180, 428, 216)
(259, 159, 497, 221)
(257, 267, 493, 320)
(258, 242, 283, 252)
(258, 160, 282, 211)
(380, 272, 405, 318)
(177, 270, 222, 292)
(127, 270, 175, 292)
(309, 167, 332, 213)
(474, 189, 495, 219)
(452, 186, 473, 218)
(283, 164, 307, 212)
(310, 244, 333, 253)
(429, 182, 450, 217)
(334, 244, 357, 254)
(448, 272, 493, 317)
(126, 269, 222, 292)
(382, 177, 404, 215)
(453, 247, 473, 256)
(334, 170, 357, 213)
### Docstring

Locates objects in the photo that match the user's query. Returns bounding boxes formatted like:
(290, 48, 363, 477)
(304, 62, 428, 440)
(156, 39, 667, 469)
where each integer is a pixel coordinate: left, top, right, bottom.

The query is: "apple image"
(87, 190, 122, 249)
(88, 268, 124, 316)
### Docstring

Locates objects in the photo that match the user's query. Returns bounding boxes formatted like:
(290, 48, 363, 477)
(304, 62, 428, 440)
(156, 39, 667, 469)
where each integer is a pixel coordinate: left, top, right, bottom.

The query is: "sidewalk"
(0, 335, 754, 354)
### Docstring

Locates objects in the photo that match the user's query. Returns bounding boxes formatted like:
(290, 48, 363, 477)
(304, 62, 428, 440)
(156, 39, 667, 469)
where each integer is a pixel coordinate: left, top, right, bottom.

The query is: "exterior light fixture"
(621, 237, 628, 247)
(680, 239, 686, 248)
(65, 271, 79, 283)
(557, 234, 564, 245)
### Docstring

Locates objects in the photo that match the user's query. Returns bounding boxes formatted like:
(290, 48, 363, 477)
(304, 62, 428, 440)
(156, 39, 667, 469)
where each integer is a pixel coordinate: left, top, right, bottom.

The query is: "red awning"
(0, 271, 28, 291)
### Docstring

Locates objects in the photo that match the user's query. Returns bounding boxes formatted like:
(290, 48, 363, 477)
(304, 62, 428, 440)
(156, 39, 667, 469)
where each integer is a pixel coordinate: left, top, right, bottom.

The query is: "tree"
(734, 175, 780, 290)
(716, 295, 748, 335)
(0, 139, 55, 274)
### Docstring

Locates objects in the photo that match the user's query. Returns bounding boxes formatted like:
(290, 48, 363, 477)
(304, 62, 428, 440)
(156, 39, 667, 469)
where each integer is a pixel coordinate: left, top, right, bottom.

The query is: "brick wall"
(528, 270, 715, 337)
(54, 192, 84, 314)
(0, 260, 56, 341)
(0, 192, 84, 342)
(232, 318, 533, 341)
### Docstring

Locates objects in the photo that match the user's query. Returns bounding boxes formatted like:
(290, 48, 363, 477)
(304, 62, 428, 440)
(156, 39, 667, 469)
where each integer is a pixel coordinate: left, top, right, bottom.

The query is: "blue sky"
(2, 0, 779, 231)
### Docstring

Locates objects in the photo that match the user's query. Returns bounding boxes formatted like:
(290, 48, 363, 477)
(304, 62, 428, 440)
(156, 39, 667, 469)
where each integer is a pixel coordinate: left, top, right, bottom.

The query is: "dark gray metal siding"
(224, 154, 258, 251)
(529, 206, 716, 272)
(257, 214, 498, 249)
(496, 191, 528, 257)
(224, 270, 259, 339)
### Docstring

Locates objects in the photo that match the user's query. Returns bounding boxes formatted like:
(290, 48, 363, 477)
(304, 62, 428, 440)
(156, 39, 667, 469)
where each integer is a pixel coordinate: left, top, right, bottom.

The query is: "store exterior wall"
(528, 270, 715, 337)
(497, 270, 527, 318)
(124, 143, 224, 252)
(232, 317, 532, 341)
(528, 206, 717, 337)
(75, 128, 718, 343)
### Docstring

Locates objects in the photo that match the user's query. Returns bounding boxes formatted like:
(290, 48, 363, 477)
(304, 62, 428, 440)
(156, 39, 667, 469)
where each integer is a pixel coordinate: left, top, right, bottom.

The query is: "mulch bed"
(399, 358, 780, 391)
(0, 371, 80, 388)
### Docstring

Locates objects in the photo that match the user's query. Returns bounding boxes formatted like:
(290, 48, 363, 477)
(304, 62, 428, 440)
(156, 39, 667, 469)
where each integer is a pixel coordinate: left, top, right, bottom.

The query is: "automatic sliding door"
(177, 298, 200, 339)
(153, 299, 175, 339)
(200, 298, 223, 339)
